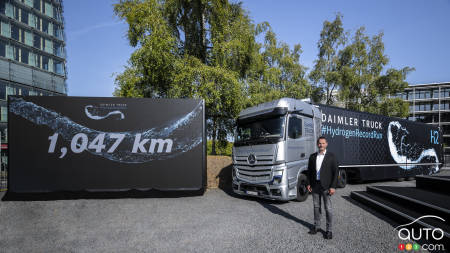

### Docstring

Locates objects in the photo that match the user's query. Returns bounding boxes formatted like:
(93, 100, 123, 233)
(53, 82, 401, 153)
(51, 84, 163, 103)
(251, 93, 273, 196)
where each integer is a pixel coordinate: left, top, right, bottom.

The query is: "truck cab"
(232, 98, 322, 201)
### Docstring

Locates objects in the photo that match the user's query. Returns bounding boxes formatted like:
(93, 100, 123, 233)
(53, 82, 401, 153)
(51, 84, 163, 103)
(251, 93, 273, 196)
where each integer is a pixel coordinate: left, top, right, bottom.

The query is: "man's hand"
(328, 188, 335, 196)
(307, 185, 312, 192)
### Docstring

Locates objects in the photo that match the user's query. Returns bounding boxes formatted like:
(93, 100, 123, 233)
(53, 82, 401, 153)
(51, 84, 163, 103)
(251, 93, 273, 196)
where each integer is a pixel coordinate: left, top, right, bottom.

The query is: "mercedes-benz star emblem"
(247, 154, 256, 165)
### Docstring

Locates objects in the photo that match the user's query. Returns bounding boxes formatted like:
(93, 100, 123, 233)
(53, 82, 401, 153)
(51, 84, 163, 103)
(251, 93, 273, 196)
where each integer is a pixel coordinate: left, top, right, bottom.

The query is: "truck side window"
(288, 116, 302, 139)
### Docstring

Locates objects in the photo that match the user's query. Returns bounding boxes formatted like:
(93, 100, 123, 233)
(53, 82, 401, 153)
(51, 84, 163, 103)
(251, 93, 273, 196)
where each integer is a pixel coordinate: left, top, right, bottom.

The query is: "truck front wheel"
(337, 169, 347, 188)
(296, 174, 309, 202)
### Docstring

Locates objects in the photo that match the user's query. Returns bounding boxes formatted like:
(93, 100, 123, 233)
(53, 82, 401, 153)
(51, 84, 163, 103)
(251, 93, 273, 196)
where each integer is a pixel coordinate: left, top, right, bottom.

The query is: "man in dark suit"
(306, 136, 338, 239)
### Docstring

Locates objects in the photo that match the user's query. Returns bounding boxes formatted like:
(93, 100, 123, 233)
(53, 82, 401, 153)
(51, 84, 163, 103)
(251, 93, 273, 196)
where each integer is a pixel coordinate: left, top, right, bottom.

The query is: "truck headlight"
(272, 170, 283, 184)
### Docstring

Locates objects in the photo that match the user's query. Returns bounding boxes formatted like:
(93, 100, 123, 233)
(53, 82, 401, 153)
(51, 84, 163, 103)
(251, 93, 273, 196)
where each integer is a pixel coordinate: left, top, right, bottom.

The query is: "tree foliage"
(310, 14, 414, 118)
(113, 0, 310, 153)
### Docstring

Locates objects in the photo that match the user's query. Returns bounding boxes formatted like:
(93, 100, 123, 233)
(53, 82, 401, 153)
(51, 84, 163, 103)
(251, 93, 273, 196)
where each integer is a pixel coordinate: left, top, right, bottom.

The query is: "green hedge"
(207, 140, 233, 156)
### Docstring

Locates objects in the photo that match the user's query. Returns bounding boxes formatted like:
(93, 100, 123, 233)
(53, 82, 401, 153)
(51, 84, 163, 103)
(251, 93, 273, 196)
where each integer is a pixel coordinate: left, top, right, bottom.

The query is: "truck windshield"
(235, 116, 285, 144)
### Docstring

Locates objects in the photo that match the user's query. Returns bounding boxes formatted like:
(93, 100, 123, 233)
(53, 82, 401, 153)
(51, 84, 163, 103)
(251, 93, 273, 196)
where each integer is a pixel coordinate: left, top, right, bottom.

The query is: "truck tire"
(296, 174, 309, 202)
(336, 169, 347, 188)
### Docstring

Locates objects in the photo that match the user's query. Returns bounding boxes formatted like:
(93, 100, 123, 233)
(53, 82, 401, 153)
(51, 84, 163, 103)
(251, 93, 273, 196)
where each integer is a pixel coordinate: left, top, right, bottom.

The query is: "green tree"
(113, 0, 258, 154)
(337, 27, 414, 117)
(245, 24, 309, 107)
(311, 14, 413, 117)
(309, 14, 346, 105)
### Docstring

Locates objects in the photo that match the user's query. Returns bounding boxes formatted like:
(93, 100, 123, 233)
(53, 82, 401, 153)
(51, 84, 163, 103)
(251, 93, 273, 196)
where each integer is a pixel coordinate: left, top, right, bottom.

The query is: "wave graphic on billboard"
(9, 97, 203, 164)
(84, 105, 125, 120)
(388, 121, 439, 171)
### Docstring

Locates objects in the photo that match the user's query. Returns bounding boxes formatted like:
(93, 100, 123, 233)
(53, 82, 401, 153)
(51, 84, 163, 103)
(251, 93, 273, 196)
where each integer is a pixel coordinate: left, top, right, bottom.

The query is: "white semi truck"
(231, 98, 442, 201)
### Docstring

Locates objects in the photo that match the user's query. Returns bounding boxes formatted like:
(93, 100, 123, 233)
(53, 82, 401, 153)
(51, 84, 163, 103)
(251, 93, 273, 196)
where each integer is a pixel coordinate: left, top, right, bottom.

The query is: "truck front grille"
(236, 166, 272, 182)
(235, 155, 274, 165)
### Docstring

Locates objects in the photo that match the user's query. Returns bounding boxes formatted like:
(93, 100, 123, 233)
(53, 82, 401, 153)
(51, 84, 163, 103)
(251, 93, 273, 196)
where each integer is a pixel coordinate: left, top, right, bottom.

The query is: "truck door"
(286, 114, 306, 162)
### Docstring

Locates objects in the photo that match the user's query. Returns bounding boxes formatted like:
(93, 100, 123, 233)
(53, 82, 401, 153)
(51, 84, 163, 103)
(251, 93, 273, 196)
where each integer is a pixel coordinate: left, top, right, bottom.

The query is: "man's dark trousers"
(311, 180, 332, 232)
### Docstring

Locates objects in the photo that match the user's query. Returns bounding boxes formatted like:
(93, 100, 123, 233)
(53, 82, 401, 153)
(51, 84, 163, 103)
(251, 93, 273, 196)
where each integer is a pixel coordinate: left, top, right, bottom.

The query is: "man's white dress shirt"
(316, 149, 327, 180)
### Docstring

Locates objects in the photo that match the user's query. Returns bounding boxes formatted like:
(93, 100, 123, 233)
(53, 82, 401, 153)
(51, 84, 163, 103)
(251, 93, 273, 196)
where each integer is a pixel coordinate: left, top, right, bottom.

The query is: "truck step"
(350, 191, 450, 242)
(416, 175, 450, 195)
(366, 186, 450, 222)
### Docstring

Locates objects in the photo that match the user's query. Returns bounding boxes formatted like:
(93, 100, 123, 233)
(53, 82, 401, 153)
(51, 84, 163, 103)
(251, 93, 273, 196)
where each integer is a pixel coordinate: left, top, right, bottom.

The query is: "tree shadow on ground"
(216, 164, 233, 194)
(216, 164, 313, 230)
(256, 199, 314, 230)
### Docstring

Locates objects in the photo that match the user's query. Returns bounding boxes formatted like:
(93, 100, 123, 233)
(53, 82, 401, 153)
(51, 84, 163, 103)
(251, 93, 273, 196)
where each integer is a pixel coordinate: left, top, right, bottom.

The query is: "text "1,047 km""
(48, 133, 125, 158)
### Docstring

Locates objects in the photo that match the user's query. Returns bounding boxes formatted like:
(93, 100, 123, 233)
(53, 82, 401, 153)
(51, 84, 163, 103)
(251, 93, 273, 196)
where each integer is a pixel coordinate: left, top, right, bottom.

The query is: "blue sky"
(64, 0, 450, 97)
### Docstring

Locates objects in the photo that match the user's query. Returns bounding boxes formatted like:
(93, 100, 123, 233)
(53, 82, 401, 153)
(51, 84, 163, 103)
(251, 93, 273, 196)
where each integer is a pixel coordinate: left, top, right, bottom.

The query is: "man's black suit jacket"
(307, 151, 339, 190)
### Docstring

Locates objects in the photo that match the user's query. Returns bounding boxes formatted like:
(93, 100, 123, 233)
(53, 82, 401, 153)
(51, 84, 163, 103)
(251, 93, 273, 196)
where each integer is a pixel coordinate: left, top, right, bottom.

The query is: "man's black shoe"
(308, 228, 318, 235)
(324, 231, 332, 239)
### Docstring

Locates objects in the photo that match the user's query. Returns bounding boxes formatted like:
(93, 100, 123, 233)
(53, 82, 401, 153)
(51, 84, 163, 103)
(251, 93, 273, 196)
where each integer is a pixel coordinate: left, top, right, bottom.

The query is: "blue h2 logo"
(430, 130, 439, 144)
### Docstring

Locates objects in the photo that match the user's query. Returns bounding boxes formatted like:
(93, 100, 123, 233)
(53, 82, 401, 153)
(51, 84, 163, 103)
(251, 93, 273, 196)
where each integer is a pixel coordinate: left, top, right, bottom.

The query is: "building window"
(433, 103, 439, 111)
(432, 114, 439, 123)
(20, 8, 29, 25)
(11, 24, 19, 41)
(0, 106, 7, 122)
(24, 30, 33, 46)
(433, 89, 439, 98)
(6, 86, 16, 100)
(44, 1, 53, 18)
(42, 55, 48, 70)
(441, 88, 450, 98)
(42, 18, 49, 34)
(55, 25, 63, 40)
(5, 44, 14, 60)
(24, 0, 33, 7)
(0, 40, 5, 57)
(48, 57, 53, 72)
(29, 51, 36, 67)
(0, 81, 6, 100)
(28, 12, 36, 28)
(406, 91, 413, 100)
(44, 38, 52, 54)
(48, 22, 53, 36)
(54, 60, 63, 74)
(29, 90, 38, 96)
(21, 47, 29, 64)
(54, 42, 62, 56)
(1, 22, 11, 38)
(33, 0, 41, 11)
(55, 7, 62, 22)
(21, 86, 29, 96)
(5, 2, 14, 19)
(33, 34, 41, 49)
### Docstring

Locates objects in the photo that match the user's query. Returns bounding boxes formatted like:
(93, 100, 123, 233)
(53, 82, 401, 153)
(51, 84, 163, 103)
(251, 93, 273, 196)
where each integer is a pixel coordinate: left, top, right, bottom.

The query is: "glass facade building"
(0, 0, 66, 188)
(392, 82, 450, 165)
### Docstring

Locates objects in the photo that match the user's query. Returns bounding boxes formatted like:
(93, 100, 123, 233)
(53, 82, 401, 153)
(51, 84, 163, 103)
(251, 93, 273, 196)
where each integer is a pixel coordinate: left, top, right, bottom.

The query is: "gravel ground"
(1, 169, 449, 253)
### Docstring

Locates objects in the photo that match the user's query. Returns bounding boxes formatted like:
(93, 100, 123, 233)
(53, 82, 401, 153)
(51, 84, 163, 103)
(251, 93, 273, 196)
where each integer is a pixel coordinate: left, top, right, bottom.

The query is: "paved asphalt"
(1, 169, 449, 253)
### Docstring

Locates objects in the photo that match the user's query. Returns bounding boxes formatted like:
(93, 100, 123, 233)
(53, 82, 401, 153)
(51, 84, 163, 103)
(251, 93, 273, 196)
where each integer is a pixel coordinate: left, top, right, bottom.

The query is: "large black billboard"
(8, 96, 206, 193)
(318, 105, 443, 180)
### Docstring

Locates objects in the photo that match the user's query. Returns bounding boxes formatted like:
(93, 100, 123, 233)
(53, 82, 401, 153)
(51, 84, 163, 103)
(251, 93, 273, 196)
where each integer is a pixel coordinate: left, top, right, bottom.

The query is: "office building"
(392, 82, 450, 164)
(0, 0, 66, 188)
